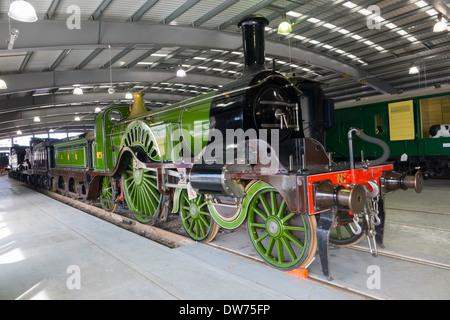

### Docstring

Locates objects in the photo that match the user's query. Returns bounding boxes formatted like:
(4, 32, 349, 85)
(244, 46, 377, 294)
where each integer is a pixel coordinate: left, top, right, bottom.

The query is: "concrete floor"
(0, 176, 361, 300)
(1, 176, 449, 300)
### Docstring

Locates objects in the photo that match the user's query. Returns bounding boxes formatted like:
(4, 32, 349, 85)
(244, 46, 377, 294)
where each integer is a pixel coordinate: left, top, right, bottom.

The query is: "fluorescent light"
(151, 53, 168, 57)
(375, 46, 385, 51)
(34, 116, 40, 122)
(17, 130, 22, 135)
(343, 1, 357, 9)
(397, 30, 408, 35)
(0, 79, 7, 90)
(364, 40, 374, 45)
(137, 62, 153, 65)
(351, 34, 363, 40)
(309, 40, 320, 45)
(74, 116, 81, 121)
(407, 36, 418, 42)
(8, 0, 38, 23)
(49, 129, 54, 133)
(338, 29, 350, 34)
(95, 107, 102, 113)
(194, 57, 207, 60)
(323, 23, 336, 29)
(323, 44, 333, 49)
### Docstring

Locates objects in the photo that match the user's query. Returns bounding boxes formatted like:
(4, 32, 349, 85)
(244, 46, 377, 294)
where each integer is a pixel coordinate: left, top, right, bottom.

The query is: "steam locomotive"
(8, 15, 422, 280)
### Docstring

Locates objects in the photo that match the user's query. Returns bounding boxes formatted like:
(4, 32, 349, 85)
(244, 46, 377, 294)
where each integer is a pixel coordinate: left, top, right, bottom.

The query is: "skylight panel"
(287, 11, 302, 18)
(343, 1, 357, 9)
(415, 1, 428, 7)
(307, 17, 321, 23)
(358, 8, 372, 16)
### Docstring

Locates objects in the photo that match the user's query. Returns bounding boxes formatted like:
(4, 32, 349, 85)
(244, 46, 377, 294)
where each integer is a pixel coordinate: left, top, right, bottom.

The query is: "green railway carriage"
(326, 87, 450, 177)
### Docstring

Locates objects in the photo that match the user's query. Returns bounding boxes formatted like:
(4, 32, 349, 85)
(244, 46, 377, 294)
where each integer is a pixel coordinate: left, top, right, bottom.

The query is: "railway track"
(31, 181, 450, 299)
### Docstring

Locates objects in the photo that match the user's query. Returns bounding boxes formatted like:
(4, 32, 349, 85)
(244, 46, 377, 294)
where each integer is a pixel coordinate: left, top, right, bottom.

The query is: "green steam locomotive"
(9, 15, 422, 280)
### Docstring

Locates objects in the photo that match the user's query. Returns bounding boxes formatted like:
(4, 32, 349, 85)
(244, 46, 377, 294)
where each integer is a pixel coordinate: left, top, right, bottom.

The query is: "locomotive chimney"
(238, 15, 269, 75)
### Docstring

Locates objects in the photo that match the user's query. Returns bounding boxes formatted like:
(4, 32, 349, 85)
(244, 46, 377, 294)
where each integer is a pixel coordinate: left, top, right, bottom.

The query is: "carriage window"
(420, 95, 450, 138)
(375, 114, 383, 134)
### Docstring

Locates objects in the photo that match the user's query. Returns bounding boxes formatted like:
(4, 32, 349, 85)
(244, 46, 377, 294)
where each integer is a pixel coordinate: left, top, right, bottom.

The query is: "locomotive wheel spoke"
(99, 176, 116, 212)
(179, 190, 219, 243)
(121, 159, 161, 224)
(247, 183, 313, 270)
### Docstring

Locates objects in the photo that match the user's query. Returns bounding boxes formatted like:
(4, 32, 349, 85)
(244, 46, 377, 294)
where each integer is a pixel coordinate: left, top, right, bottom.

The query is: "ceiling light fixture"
(433, 13, 448, 32)
(74, 116, 81, 121)
(73, 87, 83, 95)
(409, 64, 420, 74)
(8, 28, 20, 50)
(278, 13, 292, 34)
(176, 67, 187, 78)
(34, 116, 40, 122)
(8, 0, 38, 23)
(95, 107, 102, 113)
(17, 130, 22, 135)
(125, 92, 133, 99)
(0, 78, 7, 90)
(107, 45, 115, 94)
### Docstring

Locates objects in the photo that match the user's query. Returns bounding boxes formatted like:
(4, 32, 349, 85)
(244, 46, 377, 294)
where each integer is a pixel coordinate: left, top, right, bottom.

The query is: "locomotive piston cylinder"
(381, 170, 423, 194)
(313, 181, 366, 213)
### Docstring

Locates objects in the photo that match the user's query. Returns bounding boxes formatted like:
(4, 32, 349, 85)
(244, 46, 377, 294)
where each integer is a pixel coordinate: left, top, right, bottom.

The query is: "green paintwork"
(179, 190, 218, 242)
(94, 106, 130, 172)
(114, 92, 214, 163)
(327, 92, 450, 159)
(121, 157, 161, 223)
(54, 139, 87, 168)
(246, 181, 310, 270)
(99, 176, 115, 211)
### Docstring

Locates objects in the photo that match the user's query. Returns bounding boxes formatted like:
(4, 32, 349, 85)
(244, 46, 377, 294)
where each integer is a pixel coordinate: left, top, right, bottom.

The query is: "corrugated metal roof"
(0, 0, 449, 137)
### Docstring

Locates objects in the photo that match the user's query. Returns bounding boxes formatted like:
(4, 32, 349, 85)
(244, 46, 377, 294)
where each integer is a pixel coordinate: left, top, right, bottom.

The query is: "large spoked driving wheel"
(99, 176, 117, 212)
(247, 181, 315, 271)
(122, 157, 161, 224)
(179, 191, 219, 243)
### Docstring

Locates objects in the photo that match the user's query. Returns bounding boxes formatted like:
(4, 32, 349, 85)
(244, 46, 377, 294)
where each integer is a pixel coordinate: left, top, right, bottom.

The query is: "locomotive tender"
(9, 15, 423, 280)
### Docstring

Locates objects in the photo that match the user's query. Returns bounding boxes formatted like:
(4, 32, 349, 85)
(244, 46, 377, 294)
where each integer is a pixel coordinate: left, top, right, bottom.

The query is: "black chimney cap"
(238, 15, 269, 28)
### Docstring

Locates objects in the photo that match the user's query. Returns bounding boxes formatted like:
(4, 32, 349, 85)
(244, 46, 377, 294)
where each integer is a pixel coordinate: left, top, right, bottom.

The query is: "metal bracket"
(375, 195, 386, 248)
(316, 206, 338, 281)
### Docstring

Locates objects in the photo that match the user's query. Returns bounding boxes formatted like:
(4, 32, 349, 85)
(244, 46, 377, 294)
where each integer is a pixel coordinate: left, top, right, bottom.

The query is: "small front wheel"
(179, 190, 219, 243)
